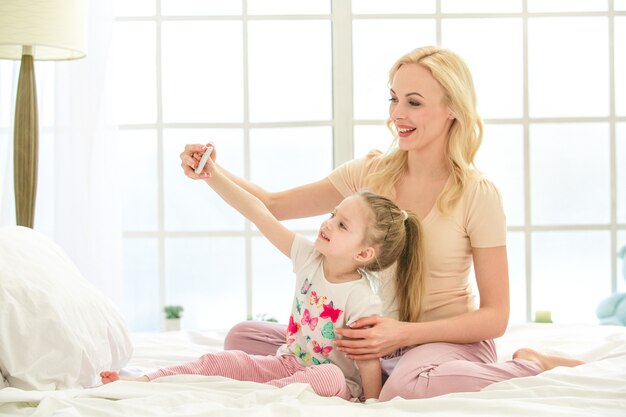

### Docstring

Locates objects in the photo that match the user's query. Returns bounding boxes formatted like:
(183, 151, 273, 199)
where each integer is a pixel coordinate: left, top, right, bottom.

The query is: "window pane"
(114, 0, 155, 16)
(530, 123, 610, 225)
(532, 231, 611, 324)
(248, 21, 331, 122)
(250, 127, 332, 230)
(507, 232, 527, 324)
(616, 17, 626, 116)
(353, 19, 436, 120)
(166, 237, 246, 331)
(113, 22, 156, 124)
(476, 124, 524, 226)
(352, 0, 435, 14)
(247, 0, 330, 15)
(163, 129, 245, 231)
(123, 237, 159, 332)
(528, 0, 607, 12)
(442, 18, 522, 119)
(528, 17, 609, 118)
(442, 0, 521, 13)
(617, 0, 626, 10)
(618, 123, 626, 223)
(162, 21, 243, 123)
(353, 124, 394, 158)
(251, 236, 295, 323)
(161, 0, 241, 16)
(119, 130, 158, 231)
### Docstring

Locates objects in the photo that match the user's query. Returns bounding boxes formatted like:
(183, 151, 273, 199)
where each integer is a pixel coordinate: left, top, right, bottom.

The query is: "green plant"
(255, 313, 278, 323)
(164, 305, 184, 319)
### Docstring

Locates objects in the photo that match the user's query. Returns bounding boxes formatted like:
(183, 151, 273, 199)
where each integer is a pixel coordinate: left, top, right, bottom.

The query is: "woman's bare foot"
(513, 348, 584, 371)
(100, 371, 149, 384)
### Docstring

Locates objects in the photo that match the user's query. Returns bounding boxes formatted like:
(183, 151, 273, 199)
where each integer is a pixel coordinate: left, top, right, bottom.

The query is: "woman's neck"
(405, 148, 449, 182)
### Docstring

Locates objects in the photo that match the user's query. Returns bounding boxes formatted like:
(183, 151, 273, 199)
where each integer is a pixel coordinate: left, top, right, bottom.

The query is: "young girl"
(101, 145, 425, 400)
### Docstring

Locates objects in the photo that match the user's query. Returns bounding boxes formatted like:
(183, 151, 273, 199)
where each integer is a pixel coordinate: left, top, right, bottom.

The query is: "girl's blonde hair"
(367, 45, 483, 214)
(358, 191, 425, 322)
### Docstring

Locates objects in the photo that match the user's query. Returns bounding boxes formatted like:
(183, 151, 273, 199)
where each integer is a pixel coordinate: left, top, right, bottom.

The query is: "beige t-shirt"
(327, 155, 506, 322)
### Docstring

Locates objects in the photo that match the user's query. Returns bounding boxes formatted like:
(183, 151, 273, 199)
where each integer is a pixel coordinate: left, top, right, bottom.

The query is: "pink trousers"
(223, 321, 542, 402)
(146, 350, 352, 400)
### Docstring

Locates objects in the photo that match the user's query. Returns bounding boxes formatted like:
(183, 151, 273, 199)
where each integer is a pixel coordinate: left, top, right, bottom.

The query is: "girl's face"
(314, 195, 370, 260)
(389, 63, 453, 153)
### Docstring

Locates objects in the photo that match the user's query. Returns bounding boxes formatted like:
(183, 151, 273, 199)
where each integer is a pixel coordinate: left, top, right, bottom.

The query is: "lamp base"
(14, 52, 38, 228)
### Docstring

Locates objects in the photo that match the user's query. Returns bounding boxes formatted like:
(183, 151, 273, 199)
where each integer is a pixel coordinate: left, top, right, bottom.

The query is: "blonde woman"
(180, 46, 582, 401)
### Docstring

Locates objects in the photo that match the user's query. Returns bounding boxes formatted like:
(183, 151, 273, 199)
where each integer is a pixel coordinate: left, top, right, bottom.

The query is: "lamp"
(0, 0, 87, 228)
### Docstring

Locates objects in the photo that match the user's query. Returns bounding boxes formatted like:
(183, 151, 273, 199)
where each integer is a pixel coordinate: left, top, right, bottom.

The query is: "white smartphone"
(194, 146, 214, 175)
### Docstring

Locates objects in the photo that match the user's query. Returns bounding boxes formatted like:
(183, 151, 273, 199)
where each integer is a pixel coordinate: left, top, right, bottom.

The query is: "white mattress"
(1, 323, 625, 416)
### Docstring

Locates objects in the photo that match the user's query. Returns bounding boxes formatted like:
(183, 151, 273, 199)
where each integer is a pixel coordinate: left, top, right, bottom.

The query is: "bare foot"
(513, 348, 584, 371)
(100, 371, 120, 384)
(100, 371, 149, 384)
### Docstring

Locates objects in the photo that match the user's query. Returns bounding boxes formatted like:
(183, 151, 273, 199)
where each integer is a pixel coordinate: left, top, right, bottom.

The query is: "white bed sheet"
(1, 323, 625, 417)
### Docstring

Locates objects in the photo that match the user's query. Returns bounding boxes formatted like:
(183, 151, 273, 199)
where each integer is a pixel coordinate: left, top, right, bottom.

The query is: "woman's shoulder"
(460, 171, 507, 243)
(344, 149, 386, 172)
(457, 171, 505, 215)
(328, 150, 387, 194)
(457, 171, 505, 224)
(464, 170, 503, 198)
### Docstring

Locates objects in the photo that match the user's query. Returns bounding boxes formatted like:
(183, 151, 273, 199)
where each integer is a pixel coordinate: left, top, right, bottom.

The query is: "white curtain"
(0, 62, 18, 226)
(0, 0, 123, 305)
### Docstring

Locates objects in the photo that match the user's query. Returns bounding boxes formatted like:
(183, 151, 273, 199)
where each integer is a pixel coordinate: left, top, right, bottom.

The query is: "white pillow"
(0, 226, 133, 390)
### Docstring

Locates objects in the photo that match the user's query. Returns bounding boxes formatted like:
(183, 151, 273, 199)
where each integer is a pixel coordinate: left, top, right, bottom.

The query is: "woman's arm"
(181, 143, 344, 220)
(335, 246, 510, 359)
(357, 359, 382, 400)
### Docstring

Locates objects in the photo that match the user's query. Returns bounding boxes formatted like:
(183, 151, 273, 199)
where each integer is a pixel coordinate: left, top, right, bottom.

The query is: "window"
(110, 1, 625, 330)
(114, 0, 333, 331)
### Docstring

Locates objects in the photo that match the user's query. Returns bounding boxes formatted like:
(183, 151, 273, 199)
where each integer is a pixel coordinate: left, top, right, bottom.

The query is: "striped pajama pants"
(223, 321, 544, 401)
(145, 350, 352, 400)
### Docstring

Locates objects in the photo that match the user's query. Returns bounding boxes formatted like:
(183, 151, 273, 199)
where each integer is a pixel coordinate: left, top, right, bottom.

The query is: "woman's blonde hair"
(367, 46, 483, 214)
(358, 191, 425, 322)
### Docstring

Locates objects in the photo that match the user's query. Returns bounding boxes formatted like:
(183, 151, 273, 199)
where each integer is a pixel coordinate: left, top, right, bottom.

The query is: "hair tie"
(401, 210, 408, 221)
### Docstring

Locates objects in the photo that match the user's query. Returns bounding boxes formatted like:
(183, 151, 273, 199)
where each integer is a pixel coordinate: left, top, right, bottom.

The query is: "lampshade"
(0, 0, 87, 61)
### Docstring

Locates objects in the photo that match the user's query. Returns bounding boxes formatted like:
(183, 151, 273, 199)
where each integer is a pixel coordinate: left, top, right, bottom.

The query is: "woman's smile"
(396, 125, 416, 137)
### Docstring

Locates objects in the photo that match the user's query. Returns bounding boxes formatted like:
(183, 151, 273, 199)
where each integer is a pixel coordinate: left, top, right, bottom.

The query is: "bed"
(1, 229, 626, 417)
(0, 323, 625, 417)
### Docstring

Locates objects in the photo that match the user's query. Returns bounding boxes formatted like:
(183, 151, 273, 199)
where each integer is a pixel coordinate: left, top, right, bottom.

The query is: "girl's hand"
(334, 316, 409, 360)
(180, 143, 216, 179)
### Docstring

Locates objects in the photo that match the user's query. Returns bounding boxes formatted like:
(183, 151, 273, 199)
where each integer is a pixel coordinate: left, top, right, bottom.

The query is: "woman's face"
(389, 63, 453, 154)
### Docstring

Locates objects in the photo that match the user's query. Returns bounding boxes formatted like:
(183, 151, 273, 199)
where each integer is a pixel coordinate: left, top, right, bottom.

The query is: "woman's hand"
(180, 143, 215, 179)
(334, 316, 409, 360)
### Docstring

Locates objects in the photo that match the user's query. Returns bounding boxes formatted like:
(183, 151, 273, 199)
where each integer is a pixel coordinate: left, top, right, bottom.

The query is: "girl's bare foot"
(100, 371, 149, 384)
(100, 371, 120, 384)
(513, 348, 584, 371)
